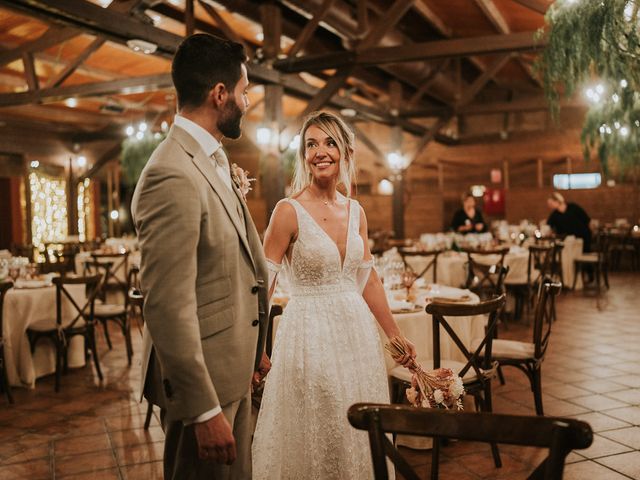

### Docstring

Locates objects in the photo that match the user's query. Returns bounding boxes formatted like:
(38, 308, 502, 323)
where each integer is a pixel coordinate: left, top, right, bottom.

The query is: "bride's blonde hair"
(290, 111, 356, 197)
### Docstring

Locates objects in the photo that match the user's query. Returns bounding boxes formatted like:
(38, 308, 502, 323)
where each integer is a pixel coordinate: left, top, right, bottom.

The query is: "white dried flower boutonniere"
(230, 163, 256, 200)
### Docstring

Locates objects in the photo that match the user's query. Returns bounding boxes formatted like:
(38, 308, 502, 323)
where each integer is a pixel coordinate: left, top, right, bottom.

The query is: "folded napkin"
(423, 284, 472, 302)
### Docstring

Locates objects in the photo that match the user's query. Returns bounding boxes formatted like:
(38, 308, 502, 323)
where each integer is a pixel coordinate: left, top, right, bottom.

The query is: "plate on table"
(423, 284, 472, 303)
(389, 299, 422, 314)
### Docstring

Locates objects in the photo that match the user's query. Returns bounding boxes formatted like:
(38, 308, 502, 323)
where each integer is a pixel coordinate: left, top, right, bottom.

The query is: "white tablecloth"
(3, 284, 87, 387)
(404, 242, 584, 290)
(75, 251, 141, 282)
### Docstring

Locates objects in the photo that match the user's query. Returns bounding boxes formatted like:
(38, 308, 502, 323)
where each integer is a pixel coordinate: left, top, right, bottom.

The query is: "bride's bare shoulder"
(269, 199, 298, 230)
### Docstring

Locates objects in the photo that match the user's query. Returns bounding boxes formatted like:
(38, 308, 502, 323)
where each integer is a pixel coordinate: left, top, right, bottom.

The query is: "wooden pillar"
(437, 161, 444, 191)
(114, 163, 121, 237)
(389, 80, 405, 239)
(107, 166, 114, 238)
(23, 164, 32, 247)
(503, 160, 510, 190)
(537, 158, 543, 188)
(67, 157, 78, 236)
(566, 156, 572, 189)
(260, 1, 285, 223)
(357, 0, 368, 38)
(392, 171, 405, 239)
(185, 0, 195, 36)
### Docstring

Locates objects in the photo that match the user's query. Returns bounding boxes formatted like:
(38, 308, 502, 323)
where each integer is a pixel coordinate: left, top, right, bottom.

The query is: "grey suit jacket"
(131, 125, 268, 422)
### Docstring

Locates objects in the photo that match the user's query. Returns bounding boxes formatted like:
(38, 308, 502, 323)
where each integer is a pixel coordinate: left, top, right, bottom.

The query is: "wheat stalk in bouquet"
(386, 336, 464, 410)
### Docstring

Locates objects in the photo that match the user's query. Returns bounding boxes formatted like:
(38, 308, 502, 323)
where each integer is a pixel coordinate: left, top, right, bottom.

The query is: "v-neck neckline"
(291, 198, 352, 272)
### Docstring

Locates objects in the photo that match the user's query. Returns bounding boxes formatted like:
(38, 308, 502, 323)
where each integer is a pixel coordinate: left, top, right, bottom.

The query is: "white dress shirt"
(173, 114, 233, 191)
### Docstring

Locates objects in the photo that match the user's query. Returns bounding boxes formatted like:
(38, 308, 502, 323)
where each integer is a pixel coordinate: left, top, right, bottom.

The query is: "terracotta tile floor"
(0, 272, 639, 479)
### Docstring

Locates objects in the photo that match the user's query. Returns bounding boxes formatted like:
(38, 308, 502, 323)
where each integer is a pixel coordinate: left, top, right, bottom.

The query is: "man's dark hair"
(171, 34, 247, 110)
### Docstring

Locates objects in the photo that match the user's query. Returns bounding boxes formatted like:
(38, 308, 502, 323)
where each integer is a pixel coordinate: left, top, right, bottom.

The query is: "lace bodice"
(284, 198, 363, 294)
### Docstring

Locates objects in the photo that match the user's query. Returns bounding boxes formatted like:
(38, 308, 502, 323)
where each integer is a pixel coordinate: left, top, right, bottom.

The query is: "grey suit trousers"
(162, 391, 252, 480)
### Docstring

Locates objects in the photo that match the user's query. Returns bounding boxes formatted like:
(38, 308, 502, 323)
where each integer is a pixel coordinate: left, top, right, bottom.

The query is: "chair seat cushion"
(94, 302, 126, 317)
(29, 318, 86, 332)
(471, 337, 534, 360)
(390, 359, 477, 383)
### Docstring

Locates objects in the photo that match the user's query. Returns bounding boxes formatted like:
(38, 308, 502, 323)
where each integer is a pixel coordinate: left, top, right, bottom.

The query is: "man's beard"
(217, 96, 243, 139)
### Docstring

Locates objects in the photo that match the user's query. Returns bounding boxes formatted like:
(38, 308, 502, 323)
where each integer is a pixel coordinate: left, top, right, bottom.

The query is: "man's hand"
(194, 413, 236, 464)
(252, 351, 272, 387)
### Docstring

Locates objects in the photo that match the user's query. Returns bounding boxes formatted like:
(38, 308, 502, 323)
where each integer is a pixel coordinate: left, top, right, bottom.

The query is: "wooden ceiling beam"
(356, 0, 415, 51)
(408, 59, 450, 107)
(46, 37, 106, 88)
(0, 73, 174, 107)
(198, 0, 254, 57)
(21, 52, 39, 91)
(0, 26, 80, 67)
(3, 0, 432, 137)
(456, 53, 512, 107)
(510, 0, 549, 15)
(288, 0, 337, 57)
(409, 115, 452, 164)
(273, 31, 545, 73)
(4, 0, 180, 57)
(472, 0, 542, 86)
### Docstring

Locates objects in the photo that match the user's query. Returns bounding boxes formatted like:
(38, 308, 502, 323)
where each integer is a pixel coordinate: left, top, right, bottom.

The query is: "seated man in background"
(451, 192, 488, 233)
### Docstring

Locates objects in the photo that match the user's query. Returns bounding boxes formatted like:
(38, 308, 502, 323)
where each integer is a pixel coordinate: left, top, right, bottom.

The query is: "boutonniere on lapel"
(230, 163, 256, 200)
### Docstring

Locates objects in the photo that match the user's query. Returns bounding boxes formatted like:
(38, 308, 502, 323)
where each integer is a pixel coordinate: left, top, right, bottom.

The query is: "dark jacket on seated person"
(451, 209, 488, 233)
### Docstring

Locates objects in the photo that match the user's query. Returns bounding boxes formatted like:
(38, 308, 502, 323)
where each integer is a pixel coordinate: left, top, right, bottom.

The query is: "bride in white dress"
(252, 111, 415, 479)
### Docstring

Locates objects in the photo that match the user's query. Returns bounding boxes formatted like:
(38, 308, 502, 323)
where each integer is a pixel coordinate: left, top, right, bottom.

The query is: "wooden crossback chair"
(389, 295, 506, 479)
(398, 247, 441, 283)
(85, 258, 133, 365)
(27, 275, 103, 392)
(477, 280, 561, 415)
(91, 251, 130, 294)
(348, 403, 593, 480)
(0, 281, 14, 404)
(509, 244, 554, 320)
(463, 247, 510, 300)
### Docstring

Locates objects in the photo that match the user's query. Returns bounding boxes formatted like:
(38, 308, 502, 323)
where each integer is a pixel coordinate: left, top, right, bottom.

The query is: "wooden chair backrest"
(348, 403, 593, 480)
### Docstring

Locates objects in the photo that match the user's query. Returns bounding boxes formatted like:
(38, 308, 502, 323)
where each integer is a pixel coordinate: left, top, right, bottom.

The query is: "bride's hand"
(252, 352, 272, 387)
(399, 338, 417, 367)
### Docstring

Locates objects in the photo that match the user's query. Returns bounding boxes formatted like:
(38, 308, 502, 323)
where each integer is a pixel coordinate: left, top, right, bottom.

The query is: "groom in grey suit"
(131, 34, 269, 479)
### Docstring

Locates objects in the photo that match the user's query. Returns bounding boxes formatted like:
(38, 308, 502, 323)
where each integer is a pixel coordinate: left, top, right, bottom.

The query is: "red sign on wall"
(483, 188, 505, 215)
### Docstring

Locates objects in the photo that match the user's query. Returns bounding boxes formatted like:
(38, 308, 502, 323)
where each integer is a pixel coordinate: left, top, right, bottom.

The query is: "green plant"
(120, 133, 165, 186)
(537, 0, 640, 170)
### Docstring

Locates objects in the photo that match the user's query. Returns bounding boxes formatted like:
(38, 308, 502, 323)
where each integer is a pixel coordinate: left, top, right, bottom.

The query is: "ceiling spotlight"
(125, 125, 134, 136)
(30, 160, 39, 168)
(77, 156, 87, 167)
(126, 39, 158, 55)
(340, 108, 357, 118)
(65, 98, 78, 108)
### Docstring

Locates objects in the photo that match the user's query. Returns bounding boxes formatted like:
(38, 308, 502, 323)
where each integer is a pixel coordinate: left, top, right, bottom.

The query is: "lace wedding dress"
(252, 198, 394, 480)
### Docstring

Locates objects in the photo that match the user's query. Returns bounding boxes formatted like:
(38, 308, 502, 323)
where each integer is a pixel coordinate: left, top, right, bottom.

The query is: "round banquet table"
(3, 283, 87, 388)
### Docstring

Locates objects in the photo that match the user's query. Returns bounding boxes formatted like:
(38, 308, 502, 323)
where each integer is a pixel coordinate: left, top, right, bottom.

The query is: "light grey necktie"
(212, 147, 245, 228)
(212, 147, 232, 189)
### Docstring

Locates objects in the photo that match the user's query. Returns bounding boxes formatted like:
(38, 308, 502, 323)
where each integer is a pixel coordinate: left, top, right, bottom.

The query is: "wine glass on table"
(402, 269, 417, 303)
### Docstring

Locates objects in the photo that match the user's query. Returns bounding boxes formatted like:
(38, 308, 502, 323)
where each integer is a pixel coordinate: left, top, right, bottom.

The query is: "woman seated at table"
(451, 193, 488, 233)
